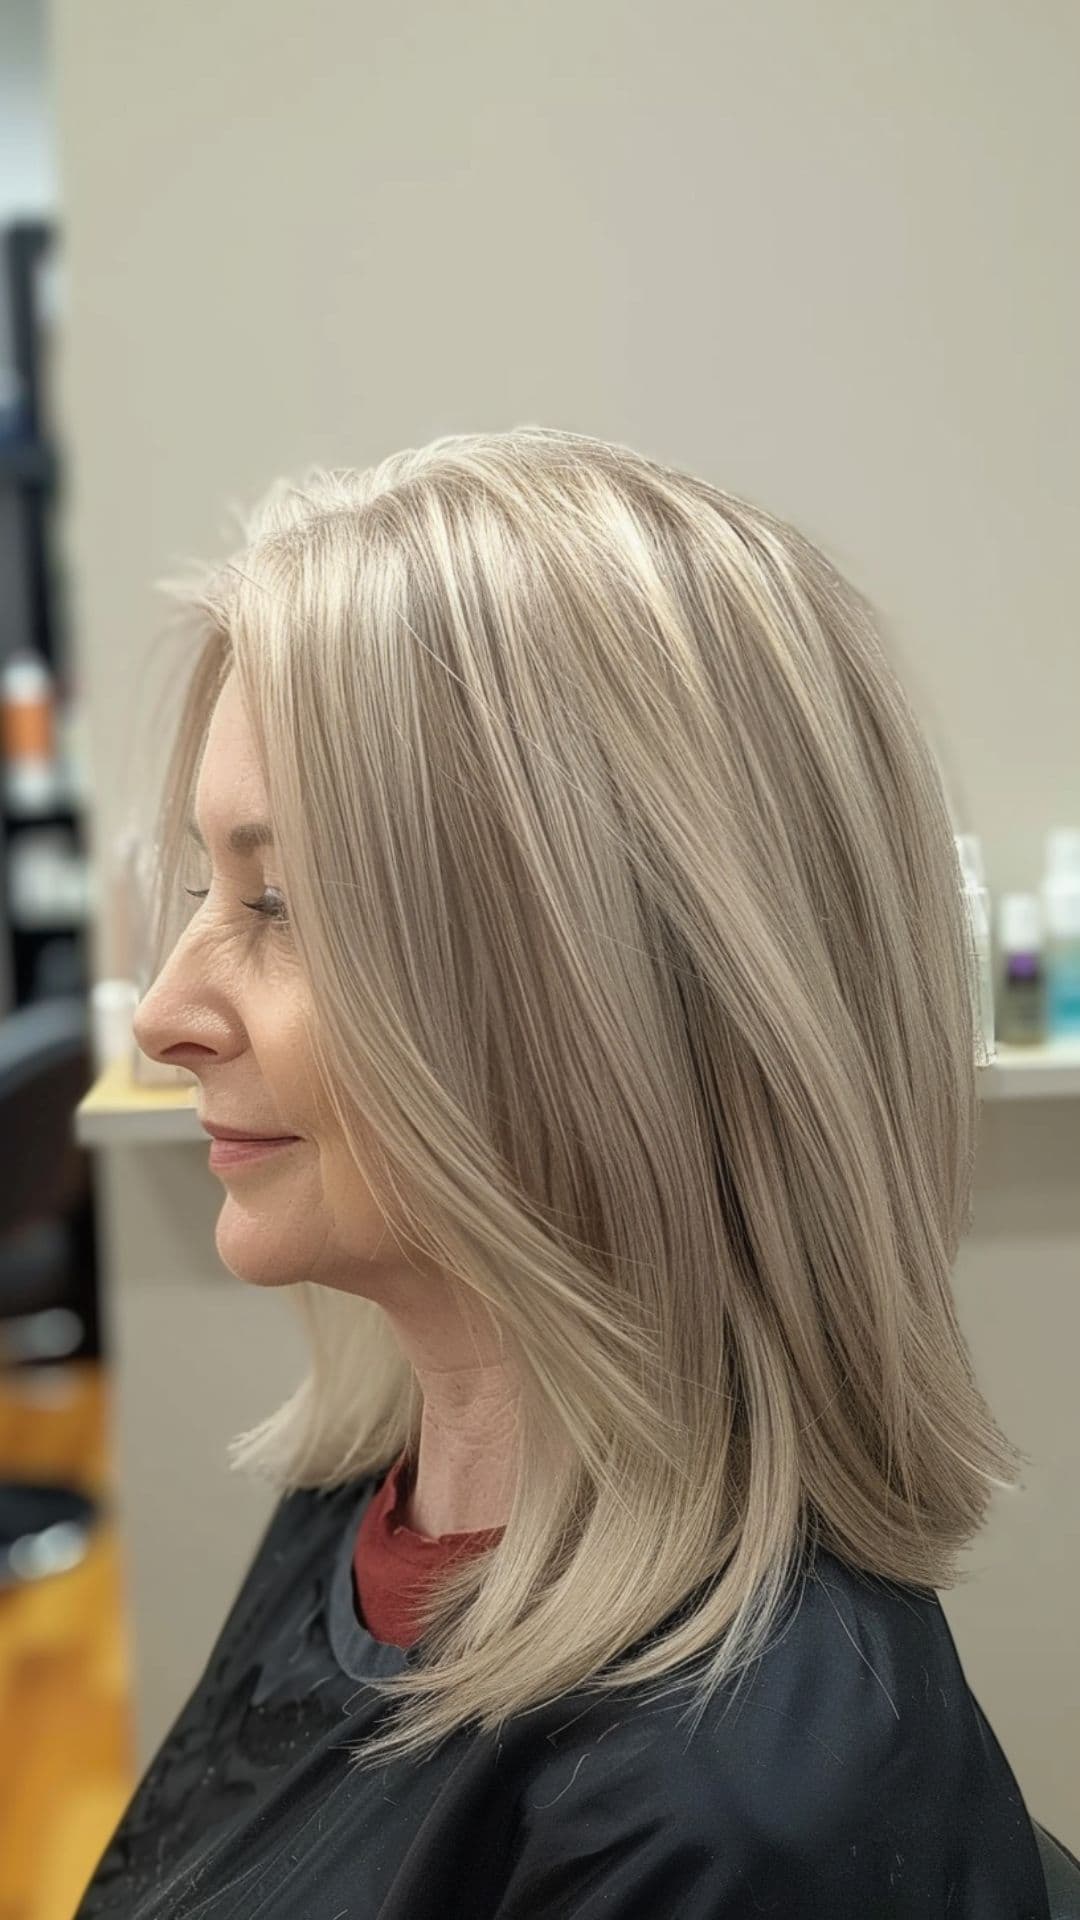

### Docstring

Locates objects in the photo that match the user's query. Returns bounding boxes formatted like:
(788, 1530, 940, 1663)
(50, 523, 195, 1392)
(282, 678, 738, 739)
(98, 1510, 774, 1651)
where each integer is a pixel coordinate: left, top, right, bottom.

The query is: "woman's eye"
(183, 886, 289, 926)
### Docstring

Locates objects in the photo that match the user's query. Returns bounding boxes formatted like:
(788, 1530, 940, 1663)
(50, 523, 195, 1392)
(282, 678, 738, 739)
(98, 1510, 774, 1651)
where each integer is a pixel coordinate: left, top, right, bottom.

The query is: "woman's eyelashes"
(184, 885, 290, 926)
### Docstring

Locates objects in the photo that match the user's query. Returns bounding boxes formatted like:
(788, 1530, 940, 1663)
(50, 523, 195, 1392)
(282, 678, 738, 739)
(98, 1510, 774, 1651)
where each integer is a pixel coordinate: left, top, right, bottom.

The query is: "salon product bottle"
(996, 893, 1047, 1046)
(955, 834, 995, 1061)
(1042, 828, 1080, 1039)
(1, 647, 57, 812)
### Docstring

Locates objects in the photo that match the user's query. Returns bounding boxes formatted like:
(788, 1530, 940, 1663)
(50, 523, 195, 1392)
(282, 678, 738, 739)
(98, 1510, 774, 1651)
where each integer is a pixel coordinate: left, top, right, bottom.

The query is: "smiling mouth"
(207, 1136, 301, 1170)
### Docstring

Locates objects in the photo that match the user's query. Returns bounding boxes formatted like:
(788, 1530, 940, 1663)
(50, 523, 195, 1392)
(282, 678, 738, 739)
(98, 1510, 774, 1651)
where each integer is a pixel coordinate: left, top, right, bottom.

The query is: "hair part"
(143, 425, 1020, 1770)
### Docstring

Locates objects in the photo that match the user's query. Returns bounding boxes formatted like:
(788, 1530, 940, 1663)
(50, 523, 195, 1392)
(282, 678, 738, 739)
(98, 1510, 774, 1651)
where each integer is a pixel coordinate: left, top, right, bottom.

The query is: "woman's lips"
(208, 1136, 301, 1171)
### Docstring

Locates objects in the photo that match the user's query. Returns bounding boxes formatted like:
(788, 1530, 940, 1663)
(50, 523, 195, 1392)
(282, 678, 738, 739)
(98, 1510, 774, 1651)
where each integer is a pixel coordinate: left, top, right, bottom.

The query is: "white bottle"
(1042, 828, 1080, 1040)
(91, 978, 140, 1077)
(955, 834, 995, 1062)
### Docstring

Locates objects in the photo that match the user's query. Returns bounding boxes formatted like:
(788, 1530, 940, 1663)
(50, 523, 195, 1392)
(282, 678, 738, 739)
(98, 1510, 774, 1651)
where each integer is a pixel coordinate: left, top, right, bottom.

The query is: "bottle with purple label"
(1042, 829, 1080, 1040)
(996, 893, 1047, 1046)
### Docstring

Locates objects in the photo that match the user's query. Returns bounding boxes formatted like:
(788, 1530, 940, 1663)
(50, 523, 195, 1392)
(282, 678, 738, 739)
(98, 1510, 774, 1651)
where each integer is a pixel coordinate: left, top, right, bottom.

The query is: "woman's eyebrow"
(186, 818, 275, 855)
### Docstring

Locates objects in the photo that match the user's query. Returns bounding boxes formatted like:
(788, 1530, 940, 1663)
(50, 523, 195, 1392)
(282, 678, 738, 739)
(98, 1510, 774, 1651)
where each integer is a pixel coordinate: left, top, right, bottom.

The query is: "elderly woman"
(77, 428, 1051, 1917)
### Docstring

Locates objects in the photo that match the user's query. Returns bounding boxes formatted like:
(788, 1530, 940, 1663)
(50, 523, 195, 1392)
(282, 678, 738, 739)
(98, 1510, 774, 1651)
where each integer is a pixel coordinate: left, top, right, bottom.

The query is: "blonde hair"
(142, 425, 1019, 1772)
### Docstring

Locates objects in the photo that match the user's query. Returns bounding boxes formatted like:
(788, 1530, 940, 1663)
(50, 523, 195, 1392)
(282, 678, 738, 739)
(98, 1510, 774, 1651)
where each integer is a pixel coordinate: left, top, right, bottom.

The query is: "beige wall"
(49, 0, 1079, 1839)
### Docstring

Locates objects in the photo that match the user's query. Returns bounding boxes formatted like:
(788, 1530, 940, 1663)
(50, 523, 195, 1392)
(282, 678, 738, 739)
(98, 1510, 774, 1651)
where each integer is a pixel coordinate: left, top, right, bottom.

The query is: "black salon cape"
(74, 1465, 1050, 1918)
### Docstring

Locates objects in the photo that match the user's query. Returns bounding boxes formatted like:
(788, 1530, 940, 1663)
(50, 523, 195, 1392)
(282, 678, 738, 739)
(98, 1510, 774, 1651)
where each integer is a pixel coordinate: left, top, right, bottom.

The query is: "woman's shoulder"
(747, 1542, 958, 1738)
(491, 1550, 1047, 1918)
(521, 1545, 966, 1808)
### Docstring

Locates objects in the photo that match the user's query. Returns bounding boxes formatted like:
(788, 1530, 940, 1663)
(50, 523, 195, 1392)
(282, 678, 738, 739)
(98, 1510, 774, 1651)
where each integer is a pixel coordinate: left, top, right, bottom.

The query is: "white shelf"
(74, 1057, 202, 1146)
(978, 1037, 1080, 1100)
(72, 1040, 1080, 1149)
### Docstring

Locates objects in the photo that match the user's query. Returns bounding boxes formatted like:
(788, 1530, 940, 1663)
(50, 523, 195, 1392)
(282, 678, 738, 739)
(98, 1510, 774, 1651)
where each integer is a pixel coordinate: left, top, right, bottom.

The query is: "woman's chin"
(214, 1203, 308, 1289)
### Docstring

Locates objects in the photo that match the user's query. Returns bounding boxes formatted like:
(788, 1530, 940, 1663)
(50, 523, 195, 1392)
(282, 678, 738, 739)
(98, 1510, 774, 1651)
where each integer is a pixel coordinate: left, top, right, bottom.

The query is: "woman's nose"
(133, 982, 207, 1069)
(133, 940, 240, 1069)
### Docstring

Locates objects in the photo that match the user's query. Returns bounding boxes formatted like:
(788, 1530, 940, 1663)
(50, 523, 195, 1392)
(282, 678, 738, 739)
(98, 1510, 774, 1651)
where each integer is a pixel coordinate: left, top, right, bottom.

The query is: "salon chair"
(0, 996, 101, 1588)
(1036, 1821, 1080, 1919)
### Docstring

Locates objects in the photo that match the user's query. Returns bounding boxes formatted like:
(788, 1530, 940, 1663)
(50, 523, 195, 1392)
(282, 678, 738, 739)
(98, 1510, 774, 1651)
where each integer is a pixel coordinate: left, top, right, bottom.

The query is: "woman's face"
(133, 671, 407, 1301)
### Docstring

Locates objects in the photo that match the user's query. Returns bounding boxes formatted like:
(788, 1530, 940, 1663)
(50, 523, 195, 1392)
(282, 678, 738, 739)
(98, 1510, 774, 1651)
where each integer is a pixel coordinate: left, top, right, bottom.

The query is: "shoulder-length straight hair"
(143, 425, 1018, 1772)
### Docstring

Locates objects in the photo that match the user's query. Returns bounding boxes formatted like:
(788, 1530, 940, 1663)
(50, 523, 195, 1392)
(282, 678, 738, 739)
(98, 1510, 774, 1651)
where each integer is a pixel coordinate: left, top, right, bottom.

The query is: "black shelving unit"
(1, 220, 89, 1004)
(5, 223, 57, 664)
(1, 217, 101, 1364)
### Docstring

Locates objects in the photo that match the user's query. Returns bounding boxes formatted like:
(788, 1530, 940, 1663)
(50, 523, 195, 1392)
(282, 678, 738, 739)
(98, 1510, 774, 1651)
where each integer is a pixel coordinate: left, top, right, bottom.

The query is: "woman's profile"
(77, 427, 1051, 1916)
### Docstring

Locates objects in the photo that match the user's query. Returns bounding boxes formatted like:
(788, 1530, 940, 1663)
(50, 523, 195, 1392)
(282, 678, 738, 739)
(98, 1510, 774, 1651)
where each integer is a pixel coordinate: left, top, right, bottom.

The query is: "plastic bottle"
(996, 893, 1047, 1046)
(90, 978, 140, 1078)
(955, 834, 995, 1062)
(1042, 828, 1080, 1040)
(1, 648, 57, 813)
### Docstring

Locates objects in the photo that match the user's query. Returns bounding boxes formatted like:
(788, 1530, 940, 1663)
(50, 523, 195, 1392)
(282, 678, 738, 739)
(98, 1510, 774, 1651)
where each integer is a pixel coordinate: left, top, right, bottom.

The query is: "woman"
(78, 427, 1051, 1917)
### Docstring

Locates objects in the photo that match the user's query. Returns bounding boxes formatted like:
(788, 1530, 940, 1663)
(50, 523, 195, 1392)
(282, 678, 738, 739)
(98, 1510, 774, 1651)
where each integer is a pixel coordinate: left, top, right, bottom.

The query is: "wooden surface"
(0, 1362, 136, 1920)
